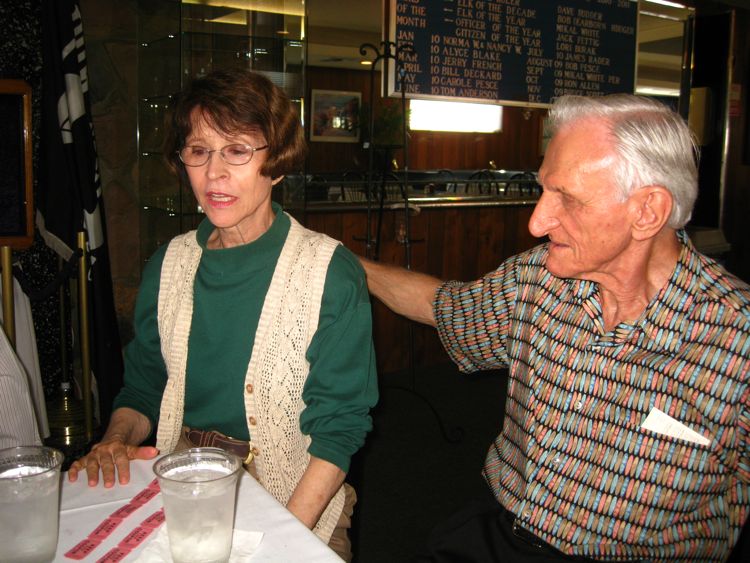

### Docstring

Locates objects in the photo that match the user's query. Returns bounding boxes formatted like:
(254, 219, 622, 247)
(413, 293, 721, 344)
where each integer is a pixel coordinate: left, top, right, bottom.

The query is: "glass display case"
(137, 0, 305, 263)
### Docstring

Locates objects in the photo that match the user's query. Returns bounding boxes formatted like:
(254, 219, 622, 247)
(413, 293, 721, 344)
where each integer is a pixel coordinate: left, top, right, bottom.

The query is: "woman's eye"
(226, 145, 249, 157)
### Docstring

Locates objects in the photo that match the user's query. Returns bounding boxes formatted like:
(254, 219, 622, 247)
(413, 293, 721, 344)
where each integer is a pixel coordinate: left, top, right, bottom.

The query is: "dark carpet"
(349, 362, 509, 562)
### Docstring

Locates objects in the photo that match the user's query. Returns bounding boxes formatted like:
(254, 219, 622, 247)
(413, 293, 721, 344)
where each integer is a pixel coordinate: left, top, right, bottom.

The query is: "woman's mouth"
(206, 192, 236, 208)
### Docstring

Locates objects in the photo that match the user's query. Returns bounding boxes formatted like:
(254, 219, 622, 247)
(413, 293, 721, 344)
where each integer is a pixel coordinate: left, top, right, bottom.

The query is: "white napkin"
(135, 527, 264, 562)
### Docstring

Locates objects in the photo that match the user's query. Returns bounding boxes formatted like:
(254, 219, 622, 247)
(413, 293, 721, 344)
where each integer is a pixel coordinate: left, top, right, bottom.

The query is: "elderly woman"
(68, 69, 377, 559)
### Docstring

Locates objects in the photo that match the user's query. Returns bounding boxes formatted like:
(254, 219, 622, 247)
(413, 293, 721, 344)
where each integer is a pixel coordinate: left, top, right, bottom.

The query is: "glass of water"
(153, 448, 242, 563)
(0, 446, 65, 563)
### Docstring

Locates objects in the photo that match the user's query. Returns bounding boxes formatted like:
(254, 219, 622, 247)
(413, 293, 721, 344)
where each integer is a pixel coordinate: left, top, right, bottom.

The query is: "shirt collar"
(548, 230, 699, 353)
(625, 230, 698, 353)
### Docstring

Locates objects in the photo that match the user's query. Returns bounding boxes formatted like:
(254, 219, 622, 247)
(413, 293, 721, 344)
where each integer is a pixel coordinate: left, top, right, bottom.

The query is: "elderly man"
(362, 94, 750, 562)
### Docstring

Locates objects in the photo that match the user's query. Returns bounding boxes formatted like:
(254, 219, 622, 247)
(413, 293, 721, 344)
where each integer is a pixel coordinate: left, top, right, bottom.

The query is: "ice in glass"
(153, 448, 242, 563)
(0, 446, 64, 563)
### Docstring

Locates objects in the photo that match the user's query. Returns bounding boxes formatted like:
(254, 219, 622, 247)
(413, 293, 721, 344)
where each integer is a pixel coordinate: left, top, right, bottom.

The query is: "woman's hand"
(67, 407, 157, 487)
(68, 437, 159, 488)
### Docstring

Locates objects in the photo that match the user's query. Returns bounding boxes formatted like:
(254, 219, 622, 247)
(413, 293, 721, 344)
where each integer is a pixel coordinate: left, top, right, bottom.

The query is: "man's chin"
(545, 256, 573, 279)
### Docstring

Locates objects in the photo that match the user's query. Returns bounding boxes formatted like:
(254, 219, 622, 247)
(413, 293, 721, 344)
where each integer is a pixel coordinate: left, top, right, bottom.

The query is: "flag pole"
(1, 246, 15, 348)
(77, 231, 93, 441)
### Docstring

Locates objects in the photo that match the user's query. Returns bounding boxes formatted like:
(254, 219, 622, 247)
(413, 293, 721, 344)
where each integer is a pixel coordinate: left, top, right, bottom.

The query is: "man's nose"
(527, 191, 558, 238)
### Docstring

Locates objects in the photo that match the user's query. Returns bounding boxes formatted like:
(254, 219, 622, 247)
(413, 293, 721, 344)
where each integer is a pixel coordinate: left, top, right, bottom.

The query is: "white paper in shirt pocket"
(640, 407, 711, 447)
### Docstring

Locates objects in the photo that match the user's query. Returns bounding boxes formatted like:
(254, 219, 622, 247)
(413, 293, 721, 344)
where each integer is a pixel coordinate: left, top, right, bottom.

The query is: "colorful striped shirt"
(434, 231, 750, 562)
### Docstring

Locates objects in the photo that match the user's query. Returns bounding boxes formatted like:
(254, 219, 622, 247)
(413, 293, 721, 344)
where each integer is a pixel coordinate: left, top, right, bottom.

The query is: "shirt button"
(251, 447, 260, 457)
(245, 384, 253, 393)
(553, 456, 562, 465)
(574, 400, 583, 411)
(248, 416, 257, 426)
(522, 511, 531, 520)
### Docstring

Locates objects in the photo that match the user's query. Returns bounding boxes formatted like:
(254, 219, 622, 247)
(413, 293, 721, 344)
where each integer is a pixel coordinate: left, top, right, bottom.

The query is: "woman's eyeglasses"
(177, 143, 269, 167)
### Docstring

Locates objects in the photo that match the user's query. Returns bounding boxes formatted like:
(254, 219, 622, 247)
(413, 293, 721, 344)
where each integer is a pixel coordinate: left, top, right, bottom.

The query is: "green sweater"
(114, 205, 378, 472)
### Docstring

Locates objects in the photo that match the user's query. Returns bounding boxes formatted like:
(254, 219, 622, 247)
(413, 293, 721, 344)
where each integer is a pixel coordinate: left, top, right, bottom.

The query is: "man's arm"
(360, 258, 442, 327)
(286, 456, 346, 529)
(67, 407, 158, 487)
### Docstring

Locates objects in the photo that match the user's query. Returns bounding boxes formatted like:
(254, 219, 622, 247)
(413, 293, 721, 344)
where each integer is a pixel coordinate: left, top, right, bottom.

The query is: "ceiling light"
(635, 85, 680, 97)
(642, 0, 687, 8)
(205, 11, 247, 25)
(640, 10, 683, 21)
(181, 0, 304, 17)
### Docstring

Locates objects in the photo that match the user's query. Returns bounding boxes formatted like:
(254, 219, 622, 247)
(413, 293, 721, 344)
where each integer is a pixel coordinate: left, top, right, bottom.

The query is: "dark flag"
(39, 0, 123, 425)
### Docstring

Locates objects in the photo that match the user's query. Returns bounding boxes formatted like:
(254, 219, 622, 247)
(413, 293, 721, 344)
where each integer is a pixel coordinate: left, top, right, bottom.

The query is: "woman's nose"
(205, 151, 228, 179)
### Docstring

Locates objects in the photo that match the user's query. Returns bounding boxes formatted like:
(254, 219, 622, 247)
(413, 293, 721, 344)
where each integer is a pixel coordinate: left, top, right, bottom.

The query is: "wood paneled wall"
(298, 204, 540, 374)
(724, 8, 750, 284)
(306, 66, 546, 174)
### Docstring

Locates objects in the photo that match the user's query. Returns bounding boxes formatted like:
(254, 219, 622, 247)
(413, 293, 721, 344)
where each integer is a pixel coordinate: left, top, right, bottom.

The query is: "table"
(54, 459, 342, 562)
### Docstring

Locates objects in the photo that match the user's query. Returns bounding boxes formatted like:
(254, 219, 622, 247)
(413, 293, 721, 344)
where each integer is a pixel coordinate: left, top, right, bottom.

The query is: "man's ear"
(271, 175, 285, 186)
(630, 185, 673, 241)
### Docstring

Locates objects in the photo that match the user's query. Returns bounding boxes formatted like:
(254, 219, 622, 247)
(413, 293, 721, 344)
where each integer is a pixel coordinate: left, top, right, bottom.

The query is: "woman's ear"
(630, 185, 673, 241)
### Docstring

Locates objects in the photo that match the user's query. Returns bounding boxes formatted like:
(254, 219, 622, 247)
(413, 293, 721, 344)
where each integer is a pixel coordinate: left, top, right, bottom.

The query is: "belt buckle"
(219, 434, 253, 465)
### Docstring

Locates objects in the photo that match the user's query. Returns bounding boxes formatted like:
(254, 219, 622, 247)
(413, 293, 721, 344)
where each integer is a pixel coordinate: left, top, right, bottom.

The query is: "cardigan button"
(248, 416, 257, 426)
(251, 447, 260, 457)
(245, 384, 253, 393)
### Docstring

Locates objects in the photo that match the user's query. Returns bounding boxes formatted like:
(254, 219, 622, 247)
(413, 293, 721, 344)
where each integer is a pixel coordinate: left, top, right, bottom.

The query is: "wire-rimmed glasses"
(177, 143, 269, 167)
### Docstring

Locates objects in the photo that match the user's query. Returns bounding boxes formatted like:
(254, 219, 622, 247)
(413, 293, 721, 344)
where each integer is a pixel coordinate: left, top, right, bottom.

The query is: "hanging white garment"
(0, 318, 41, 448)
(0, 276, 49, 440)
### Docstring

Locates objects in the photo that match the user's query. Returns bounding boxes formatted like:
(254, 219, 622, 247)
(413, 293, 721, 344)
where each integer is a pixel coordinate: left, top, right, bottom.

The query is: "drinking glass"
(0, 446, 64, 563)
(153, 447, 242, 563)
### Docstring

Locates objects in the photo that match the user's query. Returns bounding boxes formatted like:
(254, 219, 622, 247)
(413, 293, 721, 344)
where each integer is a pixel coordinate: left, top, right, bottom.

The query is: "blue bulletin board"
(388, 0, 639, 107)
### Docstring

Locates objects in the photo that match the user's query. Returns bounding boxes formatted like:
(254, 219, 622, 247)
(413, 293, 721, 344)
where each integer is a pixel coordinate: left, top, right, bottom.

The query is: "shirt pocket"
(618, 417, 724, 524)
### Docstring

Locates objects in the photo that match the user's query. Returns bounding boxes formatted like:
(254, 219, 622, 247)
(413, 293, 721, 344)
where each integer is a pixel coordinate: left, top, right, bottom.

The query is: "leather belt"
(500, 506, 547, 549)
(183, 427, 254, 465)
(499, 505, 643, 562)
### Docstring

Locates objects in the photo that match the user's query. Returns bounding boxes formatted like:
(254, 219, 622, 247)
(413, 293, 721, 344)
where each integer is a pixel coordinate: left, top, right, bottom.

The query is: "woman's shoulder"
(142, 243, 170, 281)
(291, 219, 363, 280)
(320, 244, 370, 319)
(141, 230, 199, 285)
(328, 243, 365, 283)
(316, 241, 367, 306)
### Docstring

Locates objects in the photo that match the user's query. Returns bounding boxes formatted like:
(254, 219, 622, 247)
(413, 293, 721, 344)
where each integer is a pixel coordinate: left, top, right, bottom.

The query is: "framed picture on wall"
(0, 79, 33, 249)
(310, 89, 361, 143)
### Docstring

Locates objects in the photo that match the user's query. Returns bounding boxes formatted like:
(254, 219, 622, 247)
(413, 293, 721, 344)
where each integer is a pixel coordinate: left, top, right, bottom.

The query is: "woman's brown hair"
(164, 68, 306, 179)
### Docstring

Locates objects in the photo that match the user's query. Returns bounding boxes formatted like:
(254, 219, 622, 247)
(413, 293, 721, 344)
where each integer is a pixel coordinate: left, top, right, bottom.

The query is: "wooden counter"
(294, 200, 541, 374)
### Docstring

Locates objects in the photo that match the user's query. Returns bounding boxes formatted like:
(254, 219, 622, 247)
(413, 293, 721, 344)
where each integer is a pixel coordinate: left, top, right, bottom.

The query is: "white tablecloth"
(54, 459, 342, 562)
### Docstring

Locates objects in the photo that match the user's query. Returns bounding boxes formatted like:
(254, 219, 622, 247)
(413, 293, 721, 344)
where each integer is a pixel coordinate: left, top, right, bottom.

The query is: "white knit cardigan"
(154, 215, 345, 542)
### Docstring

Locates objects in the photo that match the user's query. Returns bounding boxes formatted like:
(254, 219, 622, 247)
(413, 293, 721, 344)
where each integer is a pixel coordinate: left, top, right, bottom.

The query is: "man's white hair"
(547, 94, 699, 229)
